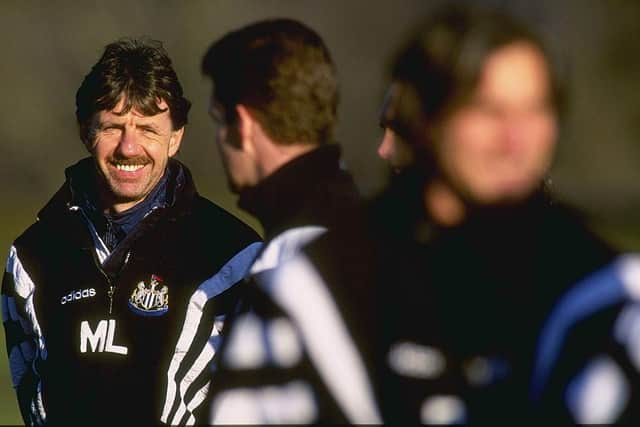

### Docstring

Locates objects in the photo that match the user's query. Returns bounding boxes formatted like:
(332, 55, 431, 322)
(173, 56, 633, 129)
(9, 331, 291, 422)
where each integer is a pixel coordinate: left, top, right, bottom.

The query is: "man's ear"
(168, 127, 185, 157)
(82, 138, 93, 153)
(235, 104, 257, 154)
(81, 125, 96, 153)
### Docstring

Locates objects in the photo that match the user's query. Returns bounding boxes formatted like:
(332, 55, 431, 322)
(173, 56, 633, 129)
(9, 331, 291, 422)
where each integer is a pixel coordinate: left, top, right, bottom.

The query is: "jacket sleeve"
(2, 245, 47, 426)
(160, 241, 263, 426)
(206, 252, 382, 425)
(532, 254, 640, 424)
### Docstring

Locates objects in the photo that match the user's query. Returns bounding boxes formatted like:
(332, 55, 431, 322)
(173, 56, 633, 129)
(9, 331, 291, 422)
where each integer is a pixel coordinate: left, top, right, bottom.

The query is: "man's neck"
(96, 168, 170, 216)
(256, 140, 318, 182)
(105, 199, 141, 215)
(96, 184, 141, 215)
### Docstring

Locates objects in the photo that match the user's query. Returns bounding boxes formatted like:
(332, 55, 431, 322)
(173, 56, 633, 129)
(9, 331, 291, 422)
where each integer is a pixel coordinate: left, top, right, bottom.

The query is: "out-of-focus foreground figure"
(198, 19, 374, 424)
(371, 3, 631, 423)
(201, 3, 637, 425)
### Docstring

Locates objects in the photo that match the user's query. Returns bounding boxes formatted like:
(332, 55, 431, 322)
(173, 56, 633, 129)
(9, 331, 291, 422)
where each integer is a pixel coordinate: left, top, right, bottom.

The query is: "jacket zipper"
(107, 284, 115, 314)
(103, 218, 117, 314)
(70, 205, 131, 315)
(92, 254, 115, 315)
(71, 203, 153, 315)
(101, 251, 132, 315)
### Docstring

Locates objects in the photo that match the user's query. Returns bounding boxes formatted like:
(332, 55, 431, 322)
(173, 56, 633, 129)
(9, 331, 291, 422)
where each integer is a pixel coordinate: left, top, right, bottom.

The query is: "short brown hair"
(76, 37, 191, 144)
(202, 19, 338, 145)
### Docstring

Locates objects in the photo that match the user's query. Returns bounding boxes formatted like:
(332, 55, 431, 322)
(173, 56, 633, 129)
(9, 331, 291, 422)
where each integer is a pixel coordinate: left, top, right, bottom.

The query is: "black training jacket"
(2, 158, 261, 426)
(198, 144, 377, 424)
(368, 168, 617, 424)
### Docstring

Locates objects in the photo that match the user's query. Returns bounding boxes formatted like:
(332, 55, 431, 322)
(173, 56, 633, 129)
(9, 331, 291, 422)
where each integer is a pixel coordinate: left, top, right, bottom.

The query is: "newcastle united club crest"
(128, 274, 169, 316)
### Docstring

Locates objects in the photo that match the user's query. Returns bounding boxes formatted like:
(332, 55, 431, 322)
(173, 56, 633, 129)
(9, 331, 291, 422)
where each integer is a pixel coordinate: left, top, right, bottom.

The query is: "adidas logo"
(61, 288, 96, 305)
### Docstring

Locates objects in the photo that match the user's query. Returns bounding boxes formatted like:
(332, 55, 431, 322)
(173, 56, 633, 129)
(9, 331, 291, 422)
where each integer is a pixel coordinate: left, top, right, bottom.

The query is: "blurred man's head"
(384, 5, 561, 211)
(378, 83, 416, 173)
(76, 38, 191, 213)
(202, 18, 338, 193)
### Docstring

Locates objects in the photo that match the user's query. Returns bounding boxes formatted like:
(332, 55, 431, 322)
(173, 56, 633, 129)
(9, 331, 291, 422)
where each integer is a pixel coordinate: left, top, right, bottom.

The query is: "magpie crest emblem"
(128, 274, 169, 316)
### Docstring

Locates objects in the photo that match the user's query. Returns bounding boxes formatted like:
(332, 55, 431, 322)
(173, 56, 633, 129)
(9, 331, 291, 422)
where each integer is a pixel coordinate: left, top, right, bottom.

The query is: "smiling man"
(1, 38, 261, 426)
(90, 97, 182, 214)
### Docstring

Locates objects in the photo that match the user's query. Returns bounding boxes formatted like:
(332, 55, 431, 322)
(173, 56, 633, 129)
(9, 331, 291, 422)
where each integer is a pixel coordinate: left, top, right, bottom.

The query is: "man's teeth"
(115, 164, 144, 172)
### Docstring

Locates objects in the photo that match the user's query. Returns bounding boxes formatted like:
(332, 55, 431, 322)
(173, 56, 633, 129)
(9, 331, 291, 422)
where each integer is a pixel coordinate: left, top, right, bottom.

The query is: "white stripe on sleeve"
(5, 245, 48, 424)
(161, 242, 262, 425)
(264, 254, 382, 424)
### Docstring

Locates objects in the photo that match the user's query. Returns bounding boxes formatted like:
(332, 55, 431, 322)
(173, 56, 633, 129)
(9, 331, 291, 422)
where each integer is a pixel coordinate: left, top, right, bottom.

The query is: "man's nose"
(500, 112, 530, 154)
(378, 130, 395, 160)
(115, 128, 142, 157)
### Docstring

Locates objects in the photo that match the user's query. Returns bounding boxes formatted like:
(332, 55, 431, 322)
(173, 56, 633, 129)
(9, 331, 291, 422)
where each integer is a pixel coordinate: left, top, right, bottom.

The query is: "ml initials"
(80, 319, 128, 355)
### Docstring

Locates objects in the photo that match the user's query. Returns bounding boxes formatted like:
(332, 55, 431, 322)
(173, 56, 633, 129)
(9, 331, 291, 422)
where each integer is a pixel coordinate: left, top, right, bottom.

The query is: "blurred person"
(197, 19, 376, 424)
(200, 3, 621, 424)
(377, 84, 415, 173)
(1, 38, 261, 426)
(193, 3, 627, 424)
(368, 4, 619, 423)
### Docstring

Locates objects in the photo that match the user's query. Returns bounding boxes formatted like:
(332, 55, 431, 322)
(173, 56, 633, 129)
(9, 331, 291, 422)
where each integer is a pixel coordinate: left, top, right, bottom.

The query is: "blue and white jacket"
(533, 254, 640, 424)
(1, 158, 261, 426)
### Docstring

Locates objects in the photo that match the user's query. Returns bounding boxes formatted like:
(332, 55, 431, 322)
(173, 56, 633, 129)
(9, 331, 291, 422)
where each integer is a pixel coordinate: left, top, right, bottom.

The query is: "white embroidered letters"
(80, 319, 128, 355)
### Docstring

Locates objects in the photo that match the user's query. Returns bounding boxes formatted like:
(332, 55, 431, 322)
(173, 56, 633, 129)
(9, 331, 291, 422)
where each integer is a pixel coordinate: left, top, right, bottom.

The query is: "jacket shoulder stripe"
(263, 253, 382, 424)
(5, 246, 46, 357)
(7, 246, 36, 299)
(3, 245, 48, 424)
(250, 226, 326, 275)
(531, 258, 629, 400)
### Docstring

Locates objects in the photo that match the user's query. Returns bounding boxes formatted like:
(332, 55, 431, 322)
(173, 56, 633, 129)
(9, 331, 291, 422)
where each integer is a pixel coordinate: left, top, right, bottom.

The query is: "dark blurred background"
(1, 1, 639, 423)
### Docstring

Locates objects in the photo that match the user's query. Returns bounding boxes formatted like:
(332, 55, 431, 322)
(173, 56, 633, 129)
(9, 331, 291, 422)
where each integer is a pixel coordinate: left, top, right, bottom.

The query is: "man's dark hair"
(76, 37, 191, 144)
(385, 4, 563, 145)
(202, 18, 338, 146)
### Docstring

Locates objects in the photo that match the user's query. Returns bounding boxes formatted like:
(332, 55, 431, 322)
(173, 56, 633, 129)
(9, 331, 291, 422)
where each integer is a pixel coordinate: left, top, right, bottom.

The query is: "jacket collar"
(371, 165, 555, 244)
(37, 157, 197, 224)
(237, 144, 343, 237)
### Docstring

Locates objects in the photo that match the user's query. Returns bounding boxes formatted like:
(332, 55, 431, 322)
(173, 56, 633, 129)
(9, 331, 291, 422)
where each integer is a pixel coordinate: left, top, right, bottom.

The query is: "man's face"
(378, 127, 415, 174)
(377, 84, 415, 173)
(89, 97, 182, 213)
(436, 42, 557, 205)
(209, 100, 255, 194)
